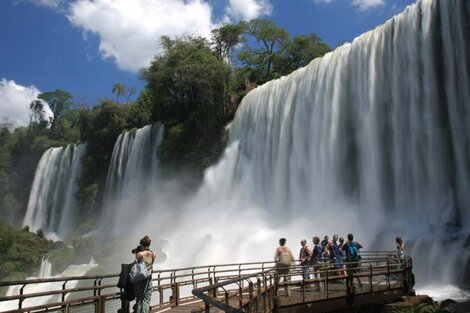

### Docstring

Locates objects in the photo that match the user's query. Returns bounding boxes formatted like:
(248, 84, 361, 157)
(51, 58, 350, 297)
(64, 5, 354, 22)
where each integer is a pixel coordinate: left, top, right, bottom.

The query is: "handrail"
(191, 269, 274, 313)
(191, 253, 413, 313)
(0, 259, 276, 312)
(0, 251, 411, 313)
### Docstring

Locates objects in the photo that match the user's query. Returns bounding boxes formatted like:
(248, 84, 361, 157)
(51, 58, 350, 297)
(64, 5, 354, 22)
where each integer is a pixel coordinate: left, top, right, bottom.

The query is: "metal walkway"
(0, 251, 414, 313)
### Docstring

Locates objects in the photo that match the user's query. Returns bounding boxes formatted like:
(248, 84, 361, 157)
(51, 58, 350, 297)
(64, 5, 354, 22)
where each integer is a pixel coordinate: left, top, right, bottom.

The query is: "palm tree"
(126, 86, 137, 102)
(112, 83, 126, 103)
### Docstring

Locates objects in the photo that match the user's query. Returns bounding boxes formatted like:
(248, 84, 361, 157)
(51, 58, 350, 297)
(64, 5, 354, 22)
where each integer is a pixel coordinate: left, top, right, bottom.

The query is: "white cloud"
(313, 0, 385, 10)
(225, 0, 272, 21)
(0, 79, 53, 128)
(67, 0, 272, 73)
(24, 0, 64, 9)
(67, 0, 216, 72)
(351, 0, 385, 10)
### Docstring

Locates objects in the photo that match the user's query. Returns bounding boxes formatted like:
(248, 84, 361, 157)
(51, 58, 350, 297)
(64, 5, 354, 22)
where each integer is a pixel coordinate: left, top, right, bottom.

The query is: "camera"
(131, 245, 142, 254)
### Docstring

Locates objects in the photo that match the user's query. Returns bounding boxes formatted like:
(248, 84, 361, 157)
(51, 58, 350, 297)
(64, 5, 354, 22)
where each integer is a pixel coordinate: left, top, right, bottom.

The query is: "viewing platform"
(0, 251, 414, 313)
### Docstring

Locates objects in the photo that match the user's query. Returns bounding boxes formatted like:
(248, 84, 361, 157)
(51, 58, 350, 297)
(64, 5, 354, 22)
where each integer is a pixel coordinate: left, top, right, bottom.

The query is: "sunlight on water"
(417, 285, 470, 302)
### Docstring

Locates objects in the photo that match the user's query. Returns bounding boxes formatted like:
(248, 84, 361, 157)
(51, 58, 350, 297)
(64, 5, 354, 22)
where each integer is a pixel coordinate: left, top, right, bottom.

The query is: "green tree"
(142, 35, 230, 135)
(211, 23, 245, 66)
(238, 19, 290, 83)
(112, 83, 126, 103)
(38, 90, 72, 129)
(125, 86, 137, 102)
(283, 34, 330, 72)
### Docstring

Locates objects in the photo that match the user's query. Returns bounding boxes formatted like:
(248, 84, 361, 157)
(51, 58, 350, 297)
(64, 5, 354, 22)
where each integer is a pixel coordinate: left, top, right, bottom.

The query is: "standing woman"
(134, 236, 156, 313)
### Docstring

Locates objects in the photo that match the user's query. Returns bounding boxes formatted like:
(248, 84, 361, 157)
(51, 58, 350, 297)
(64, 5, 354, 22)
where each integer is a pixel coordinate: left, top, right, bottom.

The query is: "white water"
(22, 144, 86, 238)
(1, 258, 97, 311)
(100, 123, 164, 236)
(129, 0, 470, 291)
(417, 285, 470, 302)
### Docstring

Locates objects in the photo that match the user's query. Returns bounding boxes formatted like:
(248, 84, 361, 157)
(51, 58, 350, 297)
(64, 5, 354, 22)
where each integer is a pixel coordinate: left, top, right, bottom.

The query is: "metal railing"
(192, 251, 414, 313)
(0, 260, 276, 313)
(0, 252, 413, 313)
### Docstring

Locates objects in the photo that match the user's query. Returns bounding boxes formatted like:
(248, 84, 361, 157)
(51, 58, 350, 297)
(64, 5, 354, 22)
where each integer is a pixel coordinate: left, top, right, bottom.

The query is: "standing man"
(299, 239, 312, 280)
(275, 238, 294, 296)
(310, 237, 323, 291)
(326, 234, 345, 276)
(341, 233, 363, 288)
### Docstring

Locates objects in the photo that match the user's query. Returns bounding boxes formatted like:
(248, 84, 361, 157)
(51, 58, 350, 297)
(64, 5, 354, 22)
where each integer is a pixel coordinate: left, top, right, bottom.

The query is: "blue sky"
(0, 0, 416, 127)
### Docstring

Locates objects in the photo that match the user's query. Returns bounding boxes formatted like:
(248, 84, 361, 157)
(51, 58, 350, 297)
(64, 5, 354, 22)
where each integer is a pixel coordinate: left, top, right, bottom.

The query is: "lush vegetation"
(0, 19, 330, 280)
(0, 224, 50, 281)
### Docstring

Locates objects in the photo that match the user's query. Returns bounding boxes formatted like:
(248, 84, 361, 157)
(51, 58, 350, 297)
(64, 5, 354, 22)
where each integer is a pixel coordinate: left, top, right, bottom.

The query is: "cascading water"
(140, 0, 470, 290)
(37, 257, 52, 278)
(23, 144, 86, 239)
(100, 123, 164, 236)
(1, 258, 97, 311)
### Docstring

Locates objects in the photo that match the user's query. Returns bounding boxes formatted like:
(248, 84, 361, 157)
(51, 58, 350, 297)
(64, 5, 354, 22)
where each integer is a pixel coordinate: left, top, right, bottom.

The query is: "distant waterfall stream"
(100, 123, 164, 236)
(22, 144, 86, 239)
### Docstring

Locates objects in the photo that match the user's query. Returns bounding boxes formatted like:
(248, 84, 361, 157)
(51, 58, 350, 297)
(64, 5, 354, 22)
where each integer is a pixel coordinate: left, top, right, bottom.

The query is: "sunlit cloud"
(0, 79, 53, 128)
(313, 0, 386, 10)
(225, 0, 273, 21)
(22, 0, 64, 9)
(352, 0, 385, 10)
(67, 0, 215, 72)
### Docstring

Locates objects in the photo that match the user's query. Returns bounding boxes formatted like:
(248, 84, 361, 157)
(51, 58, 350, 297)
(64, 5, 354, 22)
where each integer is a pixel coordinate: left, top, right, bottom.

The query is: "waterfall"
(38, 257, 52, 278)
(101, 123, 164, 236)
(1, 259, 97, 311)
(151, 0, 469, 286)
(23, 144, 86, 239)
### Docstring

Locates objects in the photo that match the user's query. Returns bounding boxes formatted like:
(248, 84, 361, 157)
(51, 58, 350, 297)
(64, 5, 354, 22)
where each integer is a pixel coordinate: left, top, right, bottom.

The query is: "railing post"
(18, 284, 26, 309)
(61, 280, 68, 313)
(62, 281, 68, 302)
(386, 260, 390, 290)
(325, 266, 329, 299)
(93, 295, 106, 313)
(171, 282, 180, 307)
(257, 278, 261, 312)
(158, 273, 163, 306)
(248, 281, 254, 313)
(369, 264, 373, 292)
(346, 264, 354, 305)
(209, 277, 217, 298)
(192, 268, 196, 290)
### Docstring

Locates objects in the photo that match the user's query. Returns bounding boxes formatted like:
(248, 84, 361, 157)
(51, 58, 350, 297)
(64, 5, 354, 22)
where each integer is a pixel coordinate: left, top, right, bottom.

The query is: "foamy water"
(417, 285, 470, 302)
(0, 259, 97, 311)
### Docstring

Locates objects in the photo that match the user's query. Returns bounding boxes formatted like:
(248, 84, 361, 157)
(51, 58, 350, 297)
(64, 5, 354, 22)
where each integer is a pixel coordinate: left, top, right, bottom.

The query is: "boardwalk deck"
(0, 252, 413, 313)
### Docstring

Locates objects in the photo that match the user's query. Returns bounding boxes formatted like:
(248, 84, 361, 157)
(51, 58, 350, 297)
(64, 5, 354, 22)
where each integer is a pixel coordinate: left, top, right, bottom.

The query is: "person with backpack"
(132, 236, 156, 313)
(310, 237, 323, 291)
(274, 238, 294, 296)
(341, 233, 363, 288)
(299, 239, 312, 280)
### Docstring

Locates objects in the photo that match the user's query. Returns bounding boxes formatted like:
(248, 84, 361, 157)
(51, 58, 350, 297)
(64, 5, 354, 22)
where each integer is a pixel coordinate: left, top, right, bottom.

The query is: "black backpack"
(117, 263, 135, 301)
